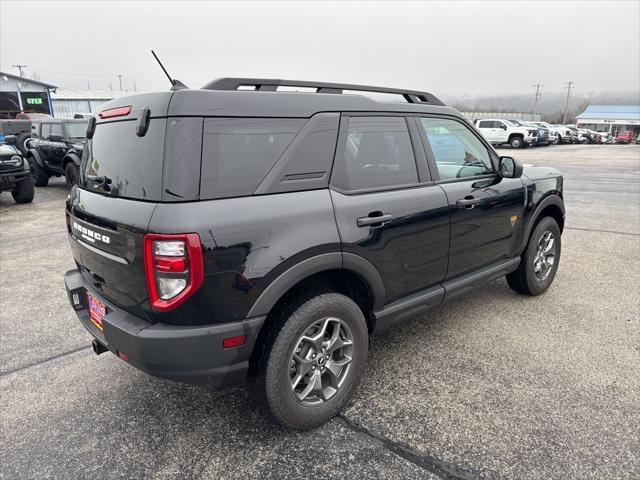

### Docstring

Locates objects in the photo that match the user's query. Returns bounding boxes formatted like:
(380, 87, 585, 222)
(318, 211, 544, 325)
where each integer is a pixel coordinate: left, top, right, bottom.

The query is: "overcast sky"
(1, 0, 639, 97)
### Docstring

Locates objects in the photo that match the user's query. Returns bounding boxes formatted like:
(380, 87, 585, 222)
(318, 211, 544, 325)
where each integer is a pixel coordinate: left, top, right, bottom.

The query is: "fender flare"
(247, 252, 386, 317)
(26, 148, 45, 169)
(64, 152, 81, 168)
(519, 194, 565, 253)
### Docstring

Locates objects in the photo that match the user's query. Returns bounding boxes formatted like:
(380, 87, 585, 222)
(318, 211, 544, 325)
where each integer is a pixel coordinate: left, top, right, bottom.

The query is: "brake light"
(143, 233, 204, 312)
(99, 106, 132, 119)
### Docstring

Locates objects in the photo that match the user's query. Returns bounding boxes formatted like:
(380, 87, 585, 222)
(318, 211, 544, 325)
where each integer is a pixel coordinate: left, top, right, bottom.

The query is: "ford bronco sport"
(64, 78, 564, 430)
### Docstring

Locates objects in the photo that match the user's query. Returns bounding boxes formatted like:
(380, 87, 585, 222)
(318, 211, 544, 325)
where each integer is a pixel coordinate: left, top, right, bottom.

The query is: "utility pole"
(133, 81, 137, 92)
(12, 64, 27, 77)
(531, 83, 544, 115)
(87, 81, 91, 90)
(562, 81, 574, 125)
(117, 74, 123, 91)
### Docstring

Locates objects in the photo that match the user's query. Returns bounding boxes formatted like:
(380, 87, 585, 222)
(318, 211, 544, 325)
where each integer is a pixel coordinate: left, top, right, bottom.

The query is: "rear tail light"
(143, 233, 204, 312)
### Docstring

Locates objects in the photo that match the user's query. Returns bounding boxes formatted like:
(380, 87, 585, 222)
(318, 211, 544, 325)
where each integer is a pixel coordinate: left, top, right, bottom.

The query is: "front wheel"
(259, 292, 369, 430)
(510, 136, 524, 149)
(29, 158, 49, 187)
(64, 162, 80, 187)
(11, 175, 35, 203)
(507, 216, 561, 295)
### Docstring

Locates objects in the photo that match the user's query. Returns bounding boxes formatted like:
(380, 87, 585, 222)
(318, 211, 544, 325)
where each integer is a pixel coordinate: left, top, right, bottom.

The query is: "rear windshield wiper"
(86, 175, 113, 191)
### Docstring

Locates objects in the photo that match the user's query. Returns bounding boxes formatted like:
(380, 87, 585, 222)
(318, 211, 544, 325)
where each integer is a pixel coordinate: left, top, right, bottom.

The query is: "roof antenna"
(151, 50, 188, 91)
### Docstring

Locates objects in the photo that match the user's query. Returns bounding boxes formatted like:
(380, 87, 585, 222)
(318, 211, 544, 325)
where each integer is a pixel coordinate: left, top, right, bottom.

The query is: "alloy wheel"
(534, 231, 556, 281)
(288, 317, 354, 406)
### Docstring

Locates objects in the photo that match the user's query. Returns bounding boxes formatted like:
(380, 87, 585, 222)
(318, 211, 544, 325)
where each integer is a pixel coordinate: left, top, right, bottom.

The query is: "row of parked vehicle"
(0, 116, 88, 203)
(473, 118, 636, 148)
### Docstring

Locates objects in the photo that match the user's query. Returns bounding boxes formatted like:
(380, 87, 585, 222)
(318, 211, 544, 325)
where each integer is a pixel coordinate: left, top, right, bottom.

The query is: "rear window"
(200, 118, 305, 199)
(80, 119, 166, 201)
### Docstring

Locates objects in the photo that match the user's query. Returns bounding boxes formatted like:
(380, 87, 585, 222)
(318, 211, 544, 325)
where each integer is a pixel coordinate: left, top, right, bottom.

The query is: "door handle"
(357, 213, 393, 227)
(456, 196, 481, 209)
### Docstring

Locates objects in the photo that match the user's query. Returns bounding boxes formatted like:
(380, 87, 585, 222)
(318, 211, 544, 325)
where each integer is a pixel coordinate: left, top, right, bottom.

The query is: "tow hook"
(92, 339, 108, 356)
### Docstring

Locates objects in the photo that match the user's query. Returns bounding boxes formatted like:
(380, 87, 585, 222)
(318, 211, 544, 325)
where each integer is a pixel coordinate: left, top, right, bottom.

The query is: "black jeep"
(0, 136, 34, 203)
(64, 79, 564, 430)
(26, 118, 87, 187)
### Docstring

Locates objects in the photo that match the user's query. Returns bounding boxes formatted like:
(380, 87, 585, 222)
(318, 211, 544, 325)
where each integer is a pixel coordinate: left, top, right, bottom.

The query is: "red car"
(615, 131, 636, 144)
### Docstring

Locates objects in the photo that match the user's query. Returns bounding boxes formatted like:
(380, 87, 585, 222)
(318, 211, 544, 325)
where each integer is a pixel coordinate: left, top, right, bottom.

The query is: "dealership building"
(576, 105, 640, 135)
(0, 71, 57, 118)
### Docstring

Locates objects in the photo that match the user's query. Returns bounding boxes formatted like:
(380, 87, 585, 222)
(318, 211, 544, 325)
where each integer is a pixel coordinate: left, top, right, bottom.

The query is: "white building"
(51, 90, 129, 118)
(576, 105, 640, 135)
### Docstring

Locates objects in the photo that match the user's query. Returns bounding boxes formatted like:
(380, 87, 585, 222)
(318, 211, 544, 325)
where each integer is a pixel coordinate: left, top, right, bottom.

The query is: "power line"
(562, 81, 574, 124)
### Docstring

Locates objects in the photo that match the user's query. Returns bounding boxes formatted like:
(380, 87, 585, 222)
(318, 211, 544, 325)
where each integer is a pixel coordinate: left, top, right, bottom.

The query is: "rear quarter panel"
(148, 189, 341, 325)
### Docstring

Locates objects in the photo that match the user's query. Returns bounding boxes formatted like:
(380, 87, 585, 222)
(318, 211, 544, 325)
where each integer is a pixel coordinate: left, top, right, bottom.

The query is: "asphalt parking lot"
(1, 144, 639, 480)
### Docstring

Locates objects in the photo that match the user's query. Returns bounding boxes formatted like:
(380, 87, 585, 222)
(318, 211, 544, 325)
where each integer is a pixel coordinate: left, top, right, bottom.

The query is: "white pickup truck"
(474, 119, 538, 148)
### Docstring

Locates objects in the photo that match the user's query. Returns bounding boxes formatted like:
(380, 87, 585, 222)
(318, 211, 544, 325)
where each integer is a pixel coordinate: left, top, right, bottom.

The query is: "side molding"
(247, 252, 387, 318)
(247, 253, 342, 317)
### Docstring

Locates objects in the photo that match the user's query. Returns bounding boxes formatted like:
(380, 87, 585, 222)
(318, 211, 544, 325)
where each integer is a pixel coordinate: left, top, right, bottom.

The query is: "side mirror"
(499, 156, 523, 178)
(501, 124, 507, 130)
(49, 134, 63, 142)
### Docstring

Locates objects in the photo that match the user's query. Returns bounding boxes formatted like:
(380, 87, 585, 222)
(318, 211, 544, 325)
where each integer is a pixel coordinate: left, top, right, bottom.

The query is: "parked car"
(474, 118, 538, 148)
(25, 118, 88, 186)
(553, 125, 577, 144)
(615, 131, 636, 144)
(64, 78, 565, 430)
(0, 136, 34, 203)
(566, 126, 590, 144)
(0, 119, 32, 154)
(509, 119, 550, 145)
(531, 122, 559, 144)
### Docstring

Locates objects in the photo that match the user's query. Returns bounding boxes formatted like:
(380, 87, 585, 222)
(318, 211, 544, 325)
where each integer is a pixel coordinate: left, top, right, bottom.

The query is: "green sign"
(26, 97, 43, 105)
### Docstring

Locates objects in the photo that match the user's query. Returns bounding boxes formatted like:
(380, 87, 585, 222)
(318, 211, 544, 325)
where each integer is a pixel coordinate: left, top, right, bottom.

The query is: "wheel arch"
(63, 152, 81, 169)
(246, 253, 385, 376)
(26, 148, 45, 168)
(519, 195, 565, 253)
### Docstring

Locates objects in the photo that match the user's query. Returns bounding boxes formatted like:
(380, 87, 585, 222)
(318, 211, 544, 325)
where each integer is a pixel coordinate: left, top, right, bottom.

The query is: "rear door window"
(200, 118, 305, 199)
(332, 116, 418, 191)
(80, 118, 167, 201)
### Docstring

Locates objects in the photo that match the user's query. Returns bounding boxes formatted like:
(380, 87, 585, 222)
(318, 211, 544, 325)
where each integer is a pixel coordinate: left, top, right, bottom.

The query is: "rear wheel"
(29, 158, 49, 187)
(11, 175, 34, 203)
(509, 136, 523, 149)
(507, 216, 561, 295)
(64, 162, 80, 187)
(257, 292, 368, 430)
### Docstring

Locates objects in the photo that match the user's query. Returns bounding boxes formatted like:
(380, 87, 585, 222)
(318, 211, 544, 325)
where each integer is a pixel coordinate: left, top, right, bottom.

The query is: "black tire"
(16, 132, 31, 155)
(11, 175, 35, 203)
(507, 216, 561, 295)
(64, 162, 80, 187)
(557, 135, 563, 145)
(509, 136, 523, 149)
(28, 157, 49, 187)
(256, 292, 369, 430)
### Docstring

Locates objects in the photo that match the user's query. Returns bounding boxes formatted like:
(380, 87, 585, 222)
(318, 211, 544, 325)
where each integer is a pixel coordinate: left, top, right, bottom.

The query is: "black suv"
(64, 79, 564, 429)
(26, 118, 87, 186)
(0, 137, 34, 203)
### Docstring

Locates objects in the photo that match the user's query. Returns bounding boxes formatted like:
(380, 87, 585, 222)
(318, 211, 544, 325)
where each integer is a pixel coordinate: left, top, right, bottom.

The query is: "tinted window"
(163, 117, 203, 202)
(201, 118, 304, 199)
(333, 116, 418, 191)
(80, 118, 166, 200)
(51, 123, 63, 137)
(40, 123, 51, 139)
(478, 120, 492, 128)
(420, 118, 493, 180)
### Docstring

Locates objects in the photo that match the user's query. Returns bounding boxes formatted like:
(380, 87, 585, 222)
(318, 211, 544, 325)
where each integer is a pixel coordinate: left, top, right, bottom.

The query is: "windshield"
(505, 120, 520, 126)
(67, 121, 88, 139)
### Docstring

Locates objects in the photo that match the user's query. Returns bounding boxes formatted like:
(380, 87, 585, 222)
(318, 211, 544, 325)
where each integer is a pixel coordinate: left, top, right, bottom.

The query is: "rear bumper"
(64, 269, 265, 386)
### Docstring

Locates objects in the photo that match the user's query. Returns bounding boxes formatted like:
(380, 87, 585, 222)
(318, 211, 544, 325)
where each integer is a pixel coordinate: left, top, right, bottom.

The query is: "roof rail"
(201, 78, 445, 106)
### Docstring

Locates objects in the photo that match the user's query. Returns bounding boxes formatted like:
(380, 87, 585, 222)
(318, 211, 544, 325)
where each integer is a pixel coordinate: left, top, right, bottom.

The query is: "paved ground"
(1, 145, 639, 479)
